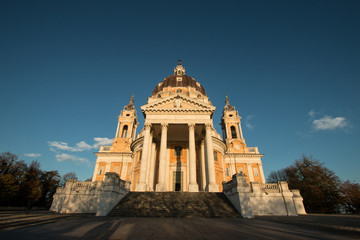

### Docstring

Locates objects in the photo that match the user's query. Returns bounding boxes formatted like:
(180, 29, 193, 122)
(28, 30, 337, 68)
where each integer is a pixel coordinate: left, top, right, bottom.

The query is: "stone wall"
(50, 172, 130, 216)
(223, 172, 306, 218)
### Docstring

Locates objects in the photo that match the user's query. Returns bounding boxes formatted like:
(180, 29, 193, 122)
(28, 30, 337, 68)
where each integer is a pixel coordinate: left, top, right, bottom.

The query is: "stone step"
(108, 192, 240, 218)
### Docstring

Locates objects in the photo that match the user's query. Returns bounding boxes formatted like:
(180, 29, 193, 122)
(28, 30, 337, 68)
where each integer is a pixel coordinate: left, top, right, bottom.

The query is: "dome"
(152, 61, 207, 96)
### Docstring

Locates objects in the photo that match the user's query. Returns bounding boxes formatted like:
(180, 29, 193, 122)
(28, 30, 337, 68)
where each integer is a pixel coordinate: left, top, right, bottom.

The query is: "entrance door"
(173, 171, 183, 191)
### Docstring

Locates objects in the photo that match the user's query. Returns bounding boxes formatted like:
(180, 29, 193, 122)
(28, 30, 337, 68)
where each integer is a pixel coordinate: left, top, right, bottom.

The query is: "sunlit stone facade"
(92, 61, 265, 192)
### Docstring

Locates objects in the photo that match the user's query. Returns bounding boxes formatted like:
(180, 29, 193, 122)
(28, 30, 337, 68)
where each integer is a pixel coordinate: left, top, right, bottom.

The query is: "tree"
(38, 171, 61, 208)
(60, 172, 78, 187)
(19, 161, 42, 209)
(268, 155, 341, 213)
(339, 180, 360, 214)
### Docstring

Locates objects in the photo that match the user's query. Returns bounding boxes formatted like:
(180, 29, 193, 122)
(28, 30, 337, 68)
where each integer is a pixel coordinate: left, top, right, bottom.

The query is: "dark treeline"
(268, 155, 360, 214)
(0, 152, 79, 209)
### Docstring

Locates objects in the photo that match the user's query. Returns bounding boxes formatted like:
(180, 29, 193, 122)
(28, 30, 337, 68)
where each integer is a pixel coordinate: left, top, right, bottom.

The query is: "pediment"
(141, 95, 215, 112)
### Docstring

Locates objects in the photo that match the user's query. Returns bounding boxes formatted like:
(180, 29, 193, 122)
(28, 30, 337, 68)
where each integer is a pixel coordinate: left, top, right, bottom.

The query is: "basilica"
(51, 61, 306, 217)
(91, 60, 265, 192)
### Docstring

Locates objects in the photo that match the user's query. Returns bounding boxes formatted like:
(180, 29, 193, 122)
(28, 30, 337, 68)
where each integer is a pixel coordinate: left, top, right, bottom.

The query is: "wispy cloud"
(55, 153, 90, 166)
(48, 137, 113, 152)
(24, 153, 42, 158)
(308, 110, 315, 118)
(312, 116, 348, 130)
(244, 115, 255, 130)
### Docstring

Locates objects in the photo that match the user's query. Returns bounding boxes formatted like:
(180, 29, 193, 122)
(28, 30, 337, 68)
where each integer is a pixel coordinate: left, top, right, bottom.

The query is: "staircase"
(108, 192, 240, 218)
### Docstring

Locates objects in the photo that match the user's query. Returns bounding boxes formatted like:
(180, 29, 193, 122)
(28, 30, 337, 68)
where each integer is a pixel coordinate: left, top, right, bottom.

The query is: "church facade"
(92, 61, 265, 192)
(51, 61, 306, 217)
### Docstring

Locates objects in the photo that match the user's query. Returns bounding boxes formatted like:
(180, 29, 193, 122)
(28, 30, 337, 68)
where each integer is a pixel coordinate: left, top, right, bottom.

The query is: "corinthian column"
(205, 123, 219, 192)
(135, 123, 151, 191)
(156, 123, 168, 192)
(188, 123, 198, 192)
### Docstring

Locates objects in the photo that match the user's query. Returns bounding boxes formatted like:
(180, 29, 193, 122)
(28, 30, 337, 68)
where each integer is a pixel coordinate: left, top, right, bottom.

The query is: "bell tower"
(221, 96, 247, 153)
(111, 95, 138, 152)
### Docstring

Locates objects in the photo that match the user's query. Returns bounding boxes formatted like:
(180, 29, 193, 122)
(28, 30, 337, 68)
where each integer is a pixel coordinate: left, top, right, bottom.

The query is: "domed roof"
(152, 60, 207, 96)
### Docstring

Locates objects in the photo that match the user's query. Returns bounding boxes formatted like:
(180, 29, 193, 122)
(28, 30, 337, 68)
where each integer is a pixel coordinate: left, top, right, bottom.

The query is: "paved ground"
(0, 211, 359, 239)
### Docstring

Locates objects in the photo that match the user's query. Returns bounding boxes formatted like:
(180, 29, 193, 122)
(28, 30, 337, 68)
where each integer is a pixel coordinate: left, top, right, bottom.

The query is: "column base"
(135, 183, 147, 192)
(155, 183, 167, 192)
(206, 183, 219, 192)
(188, 183, 199, 192)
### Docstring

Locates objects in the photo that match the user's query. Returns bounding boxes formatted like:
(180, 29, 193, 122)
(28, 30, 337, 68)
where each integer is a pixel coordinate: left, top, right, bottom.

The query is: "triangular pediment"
(141, 95, 216, 113)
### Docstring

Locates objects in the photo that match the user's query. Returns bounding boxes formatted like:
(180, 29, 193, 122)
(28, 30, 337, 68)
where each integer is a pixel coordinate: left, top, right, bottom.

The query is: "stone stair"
(108, 192, 240, 218)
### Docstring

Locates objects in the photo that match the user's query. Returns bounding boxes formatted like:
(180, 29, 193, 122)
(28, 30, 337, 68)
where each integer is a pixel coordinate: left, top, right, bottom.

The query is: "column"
(148, 141, 157, 191)
(238, 122, 244, 139)
(120, 162, 128, 180)
(188, 123, 199, 192)
(115, 121, 121, 138)
(205, 123, 219, 192)
(156, 123, 168, 192)
(259, 163, 266, 183)
(92, 163, 99, 182)
(127, 122, 134, 138)
(145, 134, 154, 190)
(200, 140, 206, 191)
(135, 123, 151, 191)
(246, 163, 255, 182)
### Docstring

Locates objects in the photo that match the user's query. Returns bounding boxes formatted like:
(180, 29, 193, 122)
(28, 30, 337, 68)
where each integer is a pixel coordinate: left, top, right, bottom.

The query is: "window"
(99, 166, 104, 175)
(121, 125, 128, 138)
(126, 114, 130, 116)
(253, 168, 259, 177)
(174, 146, 182, 157)
(139, 150, 142, 161)
(213, 151, 218, 161)
(231, 126, 237, 138)
(177, 89, 182, 93)
(226, 168, 229, 176)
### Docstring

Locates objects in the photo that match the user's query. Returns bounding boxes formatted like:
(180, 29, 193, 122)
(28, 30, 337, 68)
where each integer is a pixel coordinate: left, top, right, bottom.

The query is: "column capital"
(188, 123, 195, 130)
(205, 123, 212, 130)
(161, 122, 168, 129)
(144, 122, 152, 130)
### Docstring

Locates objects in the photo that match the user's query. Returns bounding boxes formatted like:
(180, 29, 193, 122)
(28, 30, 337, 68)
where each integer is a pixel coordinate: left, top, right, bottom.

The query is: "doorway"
(173, 171, 183, 191)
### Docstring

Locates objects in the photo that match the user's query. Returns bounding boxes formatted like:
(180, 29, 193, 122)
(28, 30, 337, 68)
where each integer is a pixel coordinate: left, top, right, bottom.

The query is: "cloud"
(55, 153, 90, 166)
(24, 153, 42, 158)
(93, 137, 113, 149)
(312, 116, 348, 130)
(308, 110, 315, 118)
(48, 137, 113, 152)
(244, 115, 255, 130)
(48, 141, 80, 152)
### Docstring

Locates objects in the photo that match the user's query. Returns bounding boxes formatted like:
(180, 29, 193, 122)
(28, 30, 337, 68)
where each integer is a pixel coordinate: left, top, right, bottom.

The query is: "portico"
(135, 120, 219, 192)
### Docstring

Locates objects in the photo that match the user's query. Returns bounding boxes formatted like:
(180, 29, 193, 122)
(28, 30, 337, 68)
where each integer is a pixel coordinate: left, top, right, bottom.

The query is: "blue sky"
(1, 0, 359, 182)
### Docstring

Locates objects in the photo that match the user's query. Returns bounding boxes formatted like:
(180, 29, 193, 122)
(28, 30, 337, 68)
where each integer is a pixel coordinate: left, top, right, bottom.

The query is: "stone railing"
(99, 146, 111, 152)
(72, 181, 97, 191)
(247, 147, 259, 154)
(260, 183, 280, 193)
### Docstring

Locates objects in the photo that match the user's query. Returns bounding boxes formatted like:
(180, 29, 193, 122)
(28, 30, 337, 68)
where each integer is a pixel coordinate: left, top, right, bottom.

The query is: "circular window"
(229, 114, 233, 117)
(126, 114, 130, 116)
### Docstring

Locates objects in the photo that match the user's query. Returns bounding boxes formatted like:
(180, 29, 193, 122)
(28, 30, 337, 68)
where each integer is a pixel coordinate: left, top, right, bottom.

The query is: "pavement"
(0, 211, 359, 240)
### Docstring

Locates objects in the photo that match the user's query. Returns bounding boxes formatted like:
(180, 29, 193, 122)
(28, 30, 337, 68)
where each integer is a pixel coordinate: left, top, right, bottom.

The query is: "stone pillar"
(92, 163, 99, 182)
(156, 123, 168, 192)
(127, 122, 134, 138)
(135, 123, 151, 191)
(200, 140, 206, 191)
(147, 139, 156, 191)
(188, 123, 198, 192)
(115, 121, 120, 138)
(246, 164, 254, 182)
(238, 122, 244, 139)
(120, 162, 128, 180)
(259, 163, 266, 183)
(205, 124, 219, 192)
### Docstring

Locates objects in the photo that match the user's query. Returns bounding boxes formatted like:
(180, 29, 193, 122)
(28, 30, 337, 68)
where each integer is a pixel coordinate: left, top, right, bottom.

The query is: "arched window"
(121, 125, 128, 138)
(177, 89, 182, 93)
(231, 126, 237, 138)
